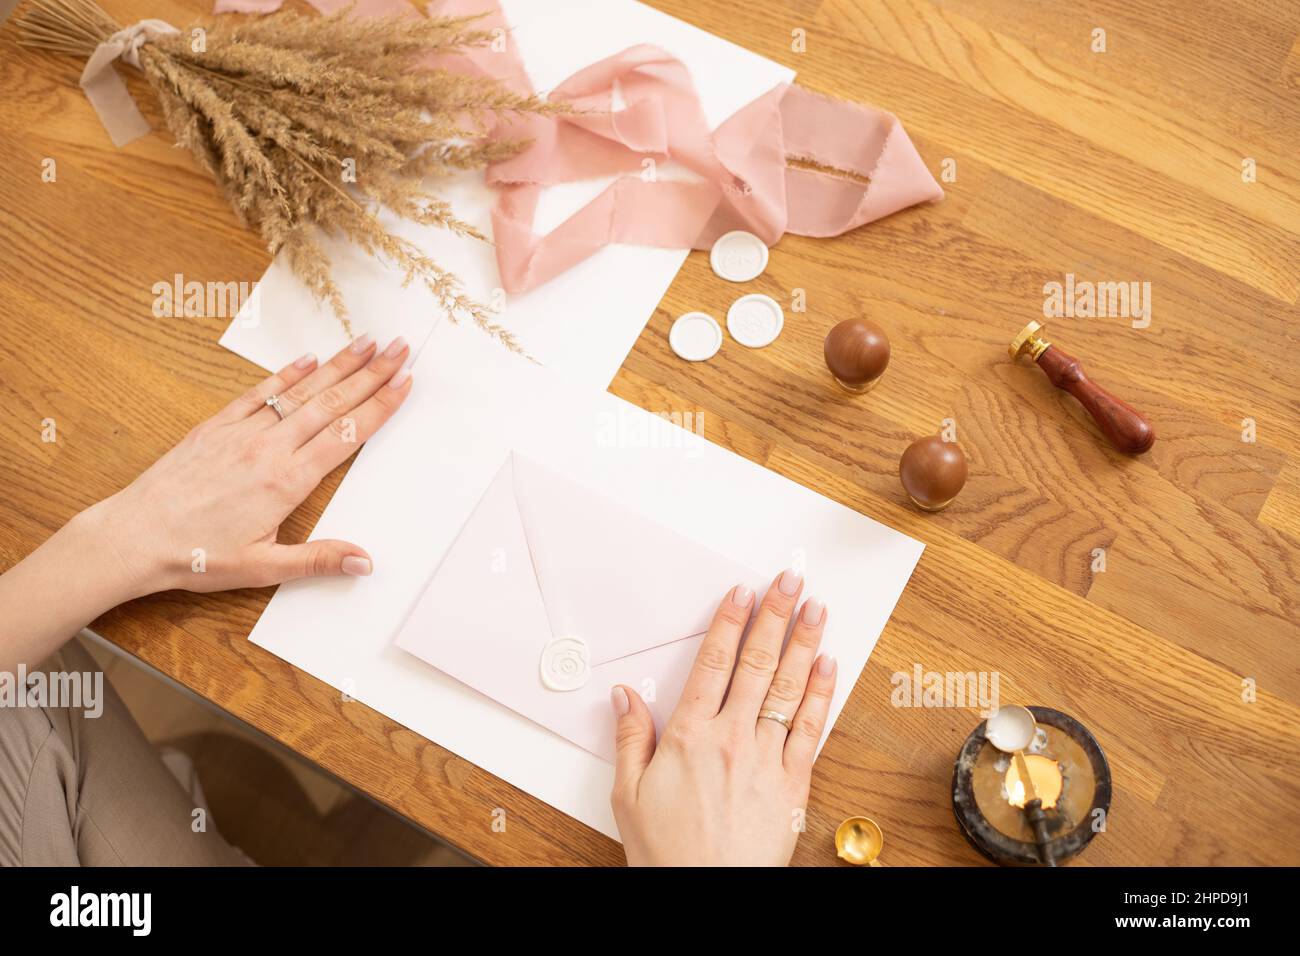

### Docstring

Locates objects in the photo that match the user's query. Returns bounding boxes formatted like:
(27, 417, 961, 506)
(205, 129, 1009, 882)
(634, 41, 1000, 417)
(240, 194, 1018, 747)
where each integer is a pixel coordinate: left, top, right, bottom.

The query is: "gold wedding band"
(758, 709, 793, 732)
(265, 394, 286, 420)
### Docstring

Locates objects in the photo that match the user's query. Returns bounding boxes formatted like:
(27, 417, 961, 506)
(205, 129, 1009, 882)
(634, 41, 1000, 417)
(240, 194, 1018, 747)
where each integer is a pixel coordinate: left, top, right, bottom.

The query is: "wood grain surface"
(1, 0, 1297, 866)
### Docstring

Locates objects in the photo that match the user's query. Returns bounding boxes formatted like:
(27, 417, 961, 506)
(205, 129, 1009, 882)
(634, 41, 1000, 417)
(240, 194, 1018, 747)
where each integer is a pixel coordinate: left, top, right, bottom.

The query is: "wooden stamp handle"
(1036, 345, 1155, 454)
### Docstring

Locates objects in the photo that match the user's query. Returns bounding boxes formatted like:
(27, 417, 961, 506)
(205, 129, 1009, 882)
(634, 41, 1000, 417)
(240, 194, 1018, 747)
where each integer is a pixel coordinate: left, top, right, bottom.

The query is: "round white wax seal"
(710, 230, 769, 282)
(669, 311, 723, 362)
(726, 294, 784, 348)
(539, 637, 590, 692)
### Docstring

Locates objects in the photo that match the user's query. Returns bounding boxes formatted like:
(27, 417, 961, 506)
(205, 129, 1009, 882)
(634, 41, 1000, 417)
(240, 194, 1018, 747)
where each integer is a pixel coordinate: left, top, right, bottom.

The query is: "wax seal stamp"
(823, 318, 890, 392)
(727, 294, 784, 348)
(899, 434, 968, 511)
(1009, 320, 1155, 454)
(539, 637, 590, 691)
(710, 230, 769, 282)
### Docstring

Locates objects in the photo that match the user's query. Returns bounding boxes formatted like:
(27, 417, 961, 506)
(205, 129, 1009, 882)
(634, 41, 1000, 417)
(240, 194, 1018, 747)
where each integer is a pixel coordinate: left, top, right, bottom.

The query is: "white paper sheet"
(220, 0, 796, 387)
(249, 319, 924, 841)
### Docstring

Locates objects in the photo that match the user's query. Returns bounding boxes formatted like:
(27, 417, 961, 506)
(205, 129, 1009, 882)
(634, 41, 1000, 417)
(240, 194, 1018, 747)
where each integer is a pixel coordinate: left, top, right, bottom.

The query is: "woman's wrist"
(64, 496, 168, 605)
(0, 501, 157, 672)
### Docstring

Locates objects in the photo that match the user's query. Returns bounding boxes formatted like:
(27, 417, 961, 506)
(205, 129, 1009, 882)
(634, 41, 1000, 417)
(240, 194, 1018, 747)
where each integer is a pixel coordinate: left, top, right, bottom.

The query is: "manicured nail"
(610, 686, 630, 716)
(383, 336, 408, 359)
(341, 555, 372, 576)
(778, 567, 802, 596)
(293, 352, 316, 369)
(349, 333, 374, 354)
(388, 367, 412, 389)
(732, 583, 754, 607)
(801, 597, 825, 626)
(815, 654, 836, 677)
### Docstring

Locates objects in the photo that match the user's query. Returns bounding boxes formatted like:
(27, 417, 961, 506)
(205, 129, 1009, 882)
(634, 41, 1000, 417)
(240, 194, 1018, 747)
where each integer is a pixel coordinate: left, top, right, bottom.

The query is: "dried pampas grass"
(17, 0, 556, 349)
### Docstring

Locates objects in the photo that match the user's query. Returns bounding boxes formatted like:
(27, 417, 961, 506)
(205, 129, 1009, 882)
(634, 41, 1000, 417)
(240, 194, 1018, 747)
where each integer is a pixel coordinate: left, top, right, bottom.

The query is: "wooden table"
(2, 0, 1297, 866)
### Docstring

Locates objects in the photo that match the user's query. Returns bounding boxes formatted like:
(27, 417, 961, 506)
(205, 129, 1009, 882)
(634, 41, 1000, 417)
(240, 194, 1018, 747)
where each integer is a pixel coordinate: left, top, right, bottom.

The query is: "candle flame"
(1004, 754, 1063, 810)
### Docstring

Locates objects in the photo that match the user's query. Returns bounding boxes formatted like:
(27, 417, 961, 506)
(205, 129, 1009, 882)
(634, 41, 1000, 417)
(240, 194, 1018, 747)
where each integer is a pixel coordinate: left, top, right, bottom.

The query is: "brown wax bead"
(824, 319, 890, 392)
(899, 435, 968, 511)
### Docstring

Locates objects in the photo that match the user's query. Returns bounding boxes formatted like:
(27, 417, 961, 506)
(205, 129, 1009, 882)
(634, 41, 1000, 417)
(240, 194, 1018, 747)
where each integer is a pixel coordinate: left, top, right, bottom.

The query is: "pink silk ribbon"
(213, 0, 942, 294)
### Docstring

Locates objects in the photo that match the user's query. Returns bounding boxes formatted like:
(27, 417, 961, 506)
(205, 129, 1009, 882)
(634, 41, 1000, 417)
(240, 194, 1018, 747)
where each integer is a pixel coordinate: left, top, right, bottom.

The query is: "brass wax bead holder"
(1009, 320, 1155, 455)
(836, 376, 881, 395)
(835, 816, 884, 866)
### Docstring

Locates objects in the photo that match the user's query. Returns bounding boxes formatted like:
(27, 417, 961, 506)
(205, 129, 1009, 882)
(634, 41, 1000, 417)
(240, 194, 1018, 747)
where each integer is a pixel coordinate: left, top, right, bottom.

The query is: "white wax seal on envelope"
(540, 636, 590, 691)
(669, 311, 722, 361)
(710, 230, 768, 282)
(727, 294, 784, 348)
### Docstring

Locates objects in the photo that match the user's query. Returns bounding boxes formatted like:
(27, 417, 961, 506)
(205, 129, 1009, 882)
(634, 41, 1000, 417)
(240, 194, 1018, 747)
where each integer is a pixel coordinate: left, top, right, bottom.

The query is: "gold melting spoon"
(835, 816, 884, 866)
(985, 705, 1059, 866)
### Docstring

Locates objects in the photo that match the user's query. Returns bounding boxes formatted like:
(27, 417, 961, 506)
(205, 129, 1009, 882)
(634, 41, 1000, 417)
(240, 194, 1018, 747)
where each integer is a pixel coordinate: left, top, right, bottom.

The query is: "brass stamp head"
(1009, 319, 1051, 361)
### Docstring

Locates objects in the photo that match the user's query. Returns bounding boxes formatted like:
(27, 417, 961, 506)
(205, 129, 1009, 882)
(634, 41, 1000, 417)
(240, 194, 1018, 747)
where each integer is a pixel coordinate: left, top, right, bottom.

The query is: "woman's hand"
(609, 569, 836, 866)
(0, 336, 412, 672)
(86, 334, 413, 596)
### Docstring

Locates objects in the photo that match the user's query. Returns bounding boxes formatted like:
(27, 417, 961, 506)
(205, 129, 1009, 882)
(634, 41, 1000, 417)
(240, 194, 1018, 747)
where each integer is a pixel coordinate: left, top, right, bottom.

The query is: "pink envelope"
(395, 451, 764, 762)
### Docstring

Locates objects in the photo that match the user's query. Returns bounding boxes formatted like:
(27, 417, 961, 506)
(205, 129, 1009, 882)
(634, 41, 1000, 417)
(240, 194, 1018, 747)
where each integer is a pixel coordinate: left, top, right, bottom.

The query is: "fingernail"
(778, 567, 802, 596)
(610, 686, 630, 716)
(383, 336, 408, 359)
(293, 352, 316, 369)
(349, 333, 374, 354)
(801, 597, 825, 625)
(388, 367, 412, 389)
(731, 583, 754, 607)
(815, 654, 836, 677)
(341, 555, 372, 576)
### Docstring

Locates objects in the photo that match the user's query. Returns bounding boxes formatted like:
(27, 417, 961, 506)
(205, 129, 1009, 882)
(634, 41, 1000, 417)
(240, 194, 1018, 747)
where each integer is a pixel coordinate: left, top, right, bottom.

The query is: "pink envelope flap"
(508, 452, 756, 664)
(394, 451, 764, 761)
